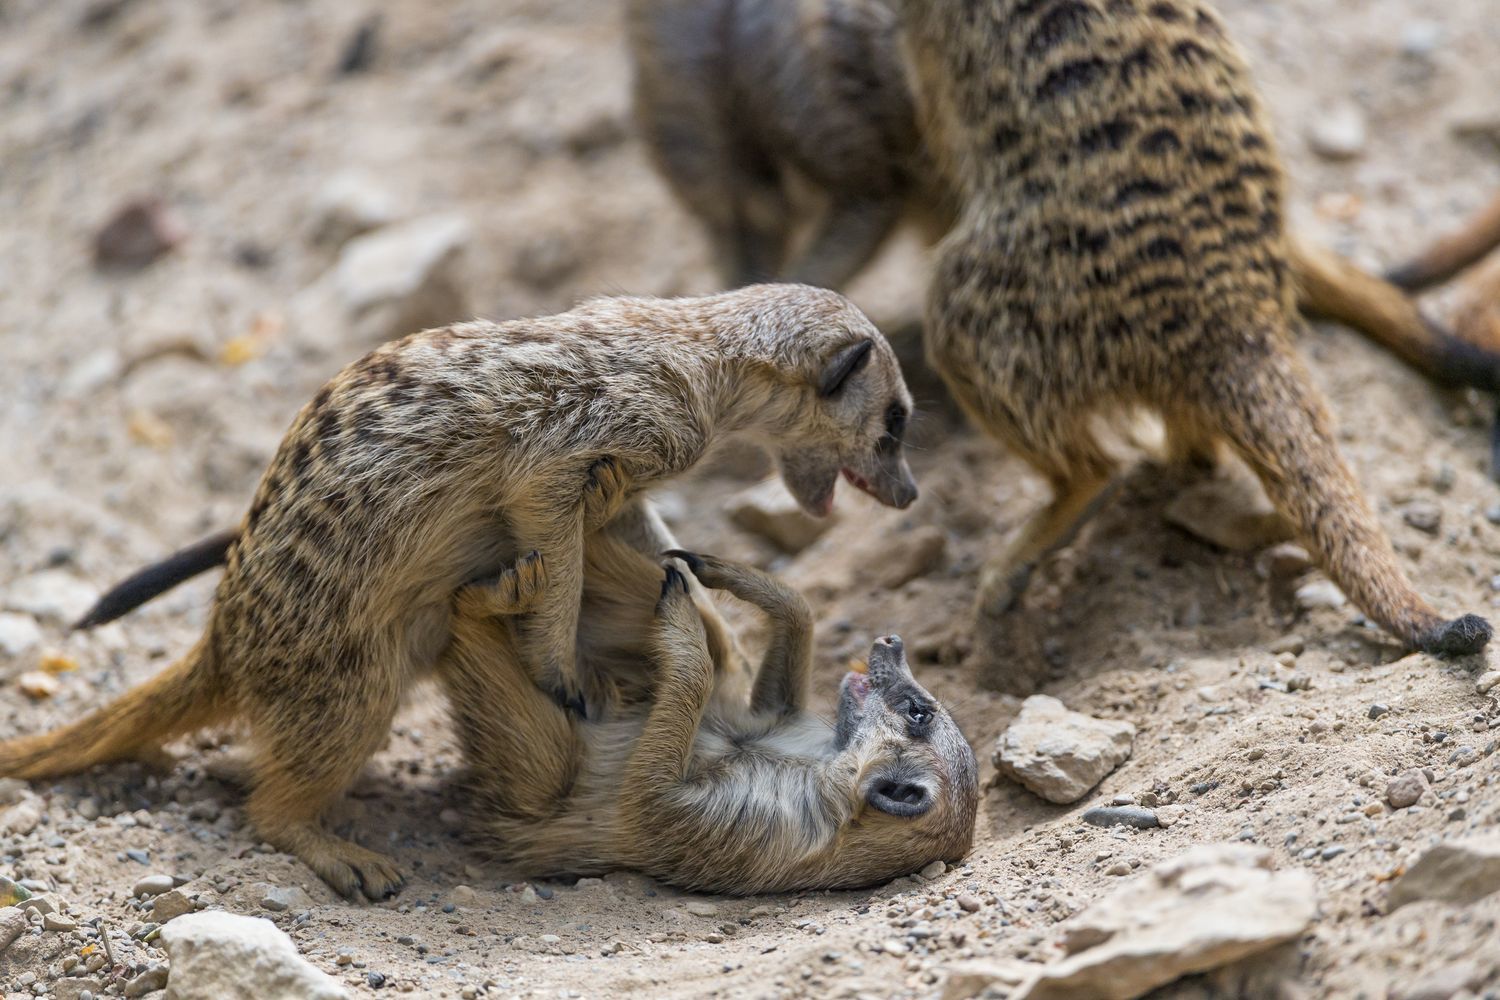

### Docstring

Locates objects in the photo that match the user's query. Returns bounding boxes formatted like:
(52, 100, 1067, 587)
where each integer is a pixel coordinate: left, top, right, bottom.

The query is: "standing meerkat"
(625, 0, 1500, 396)
(890, 0, 1489, 687)
(445, 539, 978, 893)
(0, 284, 919, 899)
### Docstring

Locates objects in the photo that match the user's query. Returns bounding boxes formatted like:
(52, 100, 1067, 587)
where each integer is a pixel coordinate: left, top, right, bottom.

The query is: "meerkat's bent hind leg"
(244, 677, 405, 900)
(1203, 345, 1491, 655)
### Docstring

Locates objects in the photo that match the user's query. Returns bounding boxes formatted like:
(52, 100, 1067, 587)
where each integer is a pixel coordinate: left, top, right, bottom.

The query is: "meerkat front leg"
(622, 563, 717, 804)
(510, 457, 630, 717)
(669, 551, 813, 715)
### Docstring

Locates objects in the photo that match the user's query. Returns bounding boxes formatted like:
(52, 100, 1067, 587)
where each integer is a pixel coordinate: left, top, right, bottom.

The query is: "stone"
(1394, 961, 1489, 1000)
(1368, 703, 1391, 720)
(94, 196, 187, 271)
(1259, 543, 1312, 581)
(3, 570, 100, 627)
(875, 526, 947, 589)
(1295, 578, 1346, 611)
(1389, 835, 1500, 910)
(134, 875, 177, 898)
(333, 214, 471, 343)
(1476, 670, 1500, 695)
(15, 671, 60, 700)
(1306, 101, 1367, 160)
(159, 910, 349, 1000)
(309, 172, 399, 249)
(42, 912, 77, 932)
(256, 885, 313, 913)
(446, 885, 478, 908)
(0, 906, 25, 952)
(123, 965, 169, 997)
(1386, 769, 1432, 810)
(150, 890, 197, 923)
(1401, 501, 1442, 535)
(1082, 805, 1159, 830)
(1154, 805, 1186, 828)
(1018, 845, 1316, 1000)
(1267, 634, 1305, 656)
(1164, 476, 1292, 552)
(726, 478, 834, 553)
(0, 798, 41, 835)
(684, 901, 719, 917)
(0, 613, 43, 659)
(920, 860, 947, 880)
(956, 893, 982, 913)
(995, 696, 1136, 804)
(942, 959, 1040, 999)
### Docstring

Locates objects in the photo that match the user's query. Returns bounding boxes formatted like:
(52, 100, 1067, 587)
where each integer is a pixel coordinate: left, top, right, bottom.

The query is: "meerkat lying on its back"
(893, 0, 1489, 688)
(446, 539, 978, 893)
(0, 285, 919, 900)
(626, 0, 1500, 397)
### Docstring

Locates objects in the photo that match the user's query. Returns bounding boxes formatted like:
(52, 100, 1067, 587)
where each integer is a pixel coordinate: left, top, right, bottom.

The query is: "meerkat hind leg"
(244, 678, 405, 900)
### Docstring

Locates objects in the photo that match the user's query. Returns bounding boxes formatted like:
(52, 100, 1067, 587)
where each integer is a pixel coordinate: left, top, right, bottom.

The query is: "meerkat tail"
(73, 529, 237, 630)
(1386, 192, 1500, 292)
(1290, 238, 1500, 393)
(1206, 346, 1491, 657)
(0, 641, 227, 778)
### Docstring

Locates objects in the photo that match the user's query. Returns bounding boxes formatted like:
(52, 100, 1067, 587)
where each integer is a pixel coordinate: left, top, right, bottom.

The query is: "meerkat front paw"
(583, 455, 632, 530)
(456, 550, 550, 617)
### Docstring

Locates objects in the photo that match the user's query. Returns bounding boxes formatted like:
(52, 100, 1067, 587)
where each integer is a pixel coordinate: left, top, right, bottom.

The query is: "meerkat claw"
(663, 549, 705, 574)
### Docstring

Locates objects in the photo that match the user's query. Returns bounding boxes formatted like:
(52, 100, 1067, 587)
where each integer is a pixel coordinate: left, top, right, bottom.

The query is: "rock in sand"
(995, 695, 1136, 804)
(726, 478, 834, 553)
(159, 910, 348, 1000)
(1389, 835, 1500, 910)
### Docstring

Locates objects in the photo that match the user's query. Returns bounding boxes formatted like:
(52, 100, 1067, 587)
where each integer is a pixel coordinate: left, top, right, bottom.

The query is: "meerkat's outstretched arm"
(667, 550, 814, 715)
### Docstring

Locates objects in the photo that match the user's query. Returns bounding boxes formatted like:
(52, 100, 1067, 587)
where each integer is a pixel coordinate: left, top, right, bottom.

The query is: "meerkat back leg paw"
(456, 551, 550, 618)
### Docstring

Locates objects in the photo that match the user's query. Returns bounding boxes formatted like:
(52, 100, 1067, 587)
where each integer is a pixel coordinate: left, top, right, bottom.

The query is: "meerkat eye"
(906, 701, 933, 729)
(884, 403, 908, 439)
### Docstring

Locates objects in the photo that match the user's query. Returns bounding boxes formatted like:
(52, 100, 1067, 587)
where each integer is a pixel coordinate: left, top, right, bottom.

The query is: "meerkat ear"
(817, 339, 874, 397)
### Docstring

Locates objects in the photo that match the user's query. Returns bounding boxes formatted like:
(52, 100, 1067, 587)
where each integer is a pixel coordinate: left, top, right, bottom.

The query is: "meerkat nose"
(878, 634, 903, 651)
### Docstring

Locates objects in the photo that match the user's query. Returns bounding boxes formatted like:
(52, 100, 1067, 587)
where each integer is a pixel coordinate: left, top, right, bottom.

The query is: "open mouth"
(841, 467, 879, 500)
(841, 670, 870, 708)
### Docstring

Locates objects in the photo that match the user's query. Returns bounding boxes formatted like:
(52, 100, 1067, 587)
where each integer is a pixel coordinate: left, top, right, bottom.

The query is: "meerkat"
(445, 540, 978, 893)
(1387, 191, 1500, 294)
(626, 0, 1500, 399)
(0, 283, 919, 899)
(884, 0, 1488, 689)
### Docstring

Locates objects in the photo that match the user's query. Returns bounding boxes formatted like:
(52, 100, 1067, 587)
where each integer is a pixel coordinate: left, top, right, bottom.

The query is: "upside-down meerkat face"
(830, 635, 979, 873)
(777, 324, 919, 518)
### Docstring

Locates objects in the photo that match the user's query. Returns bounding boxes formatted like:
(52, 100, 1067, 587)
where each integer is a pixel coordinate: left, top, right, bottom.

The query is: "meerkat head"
(740, 286, 918, 516)
(824, 634, 979, 881)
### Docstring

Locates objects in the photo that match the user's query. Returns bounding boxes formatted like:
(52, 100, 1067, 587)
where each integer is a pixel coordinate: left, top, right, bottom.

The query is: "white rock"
(334, 214, 471, 343)
(684, 900, 720, 917)
(160, 910, 349, 1000)
(1476, 670, 1500, 695)
(1389, 835, 1500, 910)
(3, 570, 99, 626)
(0, 799, 41, 836)
(256, 884, 313, 913)
(1163, 475, 1292, 552)
(995, 696, 1136, 804)
(1386, 769, 1431, 810)
(15, 670, 60, 700)
(943, 960, 1042, 1000)
(1295, 578, 1346, 611)
(0, 906, 26, 952)
(726, 478, 834, 553)
(1306, 101, 1368, 160)
(308, 172, 400, 249)
(1017, 844, 1317, 1000)
(0, 613, 42, 659)
(446, 884, 478, 908)
(134, 874, 177, 898)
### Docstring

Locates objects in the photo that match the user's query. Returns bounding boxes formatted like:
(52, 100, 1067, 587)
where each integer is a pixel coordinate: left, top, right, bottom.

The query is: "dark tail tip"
(1417, 613, 1493, 657)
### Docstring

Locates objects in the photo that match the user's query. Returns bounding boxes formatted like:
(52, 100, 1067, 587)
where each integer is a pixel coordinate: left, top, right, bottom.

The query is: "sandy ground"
(2, 0, 1500, 997)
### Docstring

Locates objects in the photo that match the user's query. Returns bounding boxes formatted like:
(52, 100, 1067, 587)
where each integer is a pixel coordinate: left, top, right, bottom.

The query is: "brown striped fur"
(0, 285, 920, 899)
(894, 0, 1488, 690)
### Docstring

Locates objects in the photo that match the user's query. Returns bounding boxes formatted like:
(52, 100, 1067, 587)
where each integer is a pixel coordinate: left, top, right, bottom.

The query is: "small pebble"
(919, 860, 946, 880)
(955, 893, 982, 913)
(1081, 805, 1159, 829)
(685, 901, 720, 917)
(123, 964, 169, 998)
(1368, 703, 1391, 720)
(125, 849, 151, 865)
(133, 875, 175, 898)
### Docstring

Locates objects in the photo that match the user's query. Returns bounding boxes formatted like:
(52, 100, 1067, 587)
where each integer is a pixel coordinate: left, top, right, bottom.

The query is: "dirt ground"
(3, 1, 1500, 997)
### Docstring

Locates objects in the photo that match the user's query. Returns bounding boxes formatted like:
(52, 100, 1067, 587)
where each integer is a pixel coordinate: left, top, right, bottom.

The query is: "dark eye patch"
(884, 402, 909, 441)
